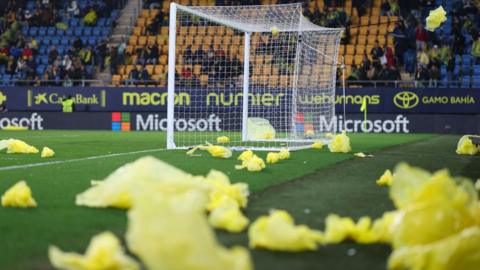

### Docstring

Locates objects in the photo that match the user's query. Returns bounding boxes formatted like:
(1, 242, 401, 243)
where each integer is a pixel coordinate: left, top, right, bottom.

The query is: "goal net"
(167, 3, 342, 151)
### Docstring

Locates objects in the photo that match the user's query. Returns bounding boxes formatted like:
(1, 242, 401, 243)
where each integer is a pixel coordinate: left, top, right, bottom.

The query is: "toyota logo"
(393, 91, 419, 109)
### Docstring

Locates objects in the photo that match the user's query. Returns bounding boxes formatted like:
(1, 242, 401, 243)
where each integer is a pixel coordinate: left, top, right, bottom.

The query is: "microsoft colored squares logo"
(112, 112, 131, 131)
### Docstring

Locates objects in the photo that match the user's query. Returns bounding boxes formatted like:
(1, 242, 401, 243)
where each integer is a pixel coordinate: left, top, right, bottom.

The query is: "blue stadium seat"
(74, 28, 83, 36)
(36, 65, 46, 76)
(0, 65, 5, 74)
(97, 18, 106, 26)
(101, 28, 111, 37)
(22, 26, 29, 36)
(41, 56, 49, 65)
(51, 38, 60, 46)
(66, 28, 73, 36)
(88, 37, 97, 46)
(474, 65, 480, 75)
(61, 38, 69, 46)
(56, 29, 65, 36)
(83, 27, 92, 36)
(57, 46, 65, 55)
(29, 27, 38, 36)
(93, 27, 101, 36)
(42, 37, 51, 46)
(39, 27, 47, 36)
(48, 27, 56, 36)
(70, 18, 79, 27)
(39, 46, 47, 55)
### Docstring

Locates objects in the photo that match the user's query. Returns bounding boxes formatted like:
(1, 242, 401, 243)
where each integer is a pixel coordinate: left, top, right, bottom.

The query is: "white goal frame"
(167, 3, 343, 151)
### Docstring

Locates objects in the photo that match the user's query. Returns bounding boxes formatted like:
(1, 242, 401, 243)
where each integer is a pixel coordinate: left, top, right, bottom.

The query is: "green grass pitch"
(0, 130, 478, 270)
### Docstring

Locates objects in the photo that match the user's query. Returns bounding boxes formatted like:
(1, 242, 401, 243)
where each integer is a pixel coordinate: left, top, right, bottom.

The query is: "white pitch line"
(0, 148, 168, 171)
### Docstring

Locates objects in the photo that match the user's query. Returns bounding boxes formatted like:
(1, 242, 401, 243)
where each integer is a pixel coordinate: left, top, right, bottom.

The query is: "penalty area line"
(0, 148, 168, 171)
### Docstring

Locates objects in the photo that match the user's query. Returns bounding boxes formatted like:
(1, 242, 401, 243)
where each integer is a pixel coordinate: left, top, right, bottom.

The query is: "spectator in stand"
(15, 56, 27, 79)
(361, 53, 371, 72)
(452, 28, 465, 55)
(472, 36, 480, 64)
(415, 23, 427, 51)
(62, 55, 73, 72)
(146, 10, 164, 35)
(415, 65, 430, 86)
(117, 42, 126, 65)
(380, 0, 390, 16)
(6, 56, 16, 75)
(428, 45, 441, 67)
(417, 47, 430, 68)
(439, 43, 451, 66)
(96, 39, 108, 71)
(127, 66, 139, 85)
(48, 46, 58, 65)
(139, 65, 150, 84)
(446, 53, 456, 86)
(146, 44, 158, 65)
(403, 46, 417, 74)
(429, 64, 440, 87)
(370, 40, 383, 67)
(67, 1, 80, 18)
(193, 45, 205, 65)
(109, 45, 118, 75)
(388, 0, 400, 16)
(383, 45, 395, 67)
(80, 46, 94, 65)
(73, 38, 83, 51)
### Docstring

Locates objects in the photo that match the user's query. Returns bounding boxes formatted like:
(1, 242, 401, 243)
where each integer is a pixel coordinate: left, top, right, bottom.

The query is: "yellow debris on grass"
(235, 154, 265, 172)
(217, 136, 230, 144)
(456, 135, 479, 155)
(238, 149, 254, 161)
(187, 142, 232, 158)
(1, 180, 37, 208)
(376, 169, 394, 186)
(0, 139, 39, 154)
(126, 179, 252, 270)
(266, 152, 280, 164)
(311, 141, 324, 149)
(249, 210, 323, 251)
(41, 147, 55, 158)
(49, 231, 140, 270)
(328, 131, 351, 153)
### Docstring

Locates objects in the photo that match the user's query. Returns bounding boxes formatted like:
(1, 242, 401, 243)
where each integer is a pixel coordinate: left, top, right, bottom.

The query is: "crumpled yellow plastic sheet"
(238, 149, 254, 161)
(0, 139, 39, 154)
(249, 210, 323, 251)
(187, 142, 232, 158)
(217, 136, 230, 144)
(41, 147, 55, 158)
(425, 6, 447, 32)
(321, 212, 397, 245)
(266, 152, 280, 164)
(49, 231, 140, 270)
(75, 156, 206, 209)
(235, 154, 265, 172)
(1, 180, 37, 208)
(376, 169, 394, 186)
(311, 141, 324, 149)
(456, 135, 479, 155)
(388, 226, 480, 270)
(76, 157, 250, 232)
(278, 149, 290, 160)
(389, 164, 478, 248)
(328, 131, 351, 153)
(126, 179, 252, 270)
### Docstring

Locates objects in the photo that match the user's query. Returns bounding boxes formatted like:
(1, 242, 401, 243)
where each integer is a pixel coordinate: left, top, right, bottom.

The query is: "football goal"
(166, 3, 342, 151)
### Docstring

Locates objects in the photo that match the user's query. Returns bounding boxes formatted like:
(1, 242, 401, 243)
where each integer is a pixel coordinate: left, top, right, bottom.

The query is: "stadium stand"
(0, 0, 123, 86)
(2, 0, 480, 87)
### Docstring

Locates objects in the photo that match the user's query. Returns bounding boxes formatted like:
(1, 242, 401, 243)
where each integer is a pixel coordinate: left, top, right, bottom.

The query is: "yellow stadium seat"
(141, 9, 149, 18)
(356, 44, 365, 54)
(147, 36, 156, 46)
(161, 27, 168, 35)
(223, 36, 232, 45)
(133, 27, 142, 36)
(128, 36, 137, 46)
(359, 27, 368, 35)
(207, 26, 216, 36)
(161, 46, 168, 54)
(346, 45, 355, 55)
(378, 25, 387, 35)
(225, 28, 234, 36)
(369, 25, 378, 35)
(138, 36, 147, 46)
(197, 26, 206, 36)
(131, 55, 138, 64)
(357, 35, 367, 45)
(367, 35, 377, 45)
(188, 26, 197, 35)
(360, 16, 369, 25)
(154, 65, 163, 75)
(146, 65, 154, 75)
(125, 65, 135, 75)
(179, 27, 188, 36)
(354, 55, 363, 65)
(345, 55, 354, 65)
(350, 27, 358, 36)
(377, 35, 386, 45)
(159, 55, 168, 65)
(232, 36, 241, 45)
(157, 35, 167, 45)
(380, 16, 389, 24)
(117, 65, 125, 75)
(137, 18, 146, 27)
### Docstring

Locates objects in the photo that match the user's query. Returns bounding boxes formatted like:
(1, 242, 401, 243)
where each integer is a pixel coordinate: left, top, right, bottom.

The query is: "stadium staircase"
(92, 0, 143, 86)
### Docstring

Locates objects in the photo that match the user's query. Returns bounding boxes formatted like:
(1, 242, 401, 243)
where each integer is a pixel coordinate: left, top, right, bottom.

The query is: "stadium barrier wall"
(0, 87, 479, 114)
(0, 112, 479, 134)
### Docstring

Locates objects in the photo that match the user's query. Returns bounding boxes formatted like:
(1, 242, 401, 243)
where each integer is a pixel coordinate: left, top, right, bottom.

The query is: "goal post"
(167, 3, 343, 151)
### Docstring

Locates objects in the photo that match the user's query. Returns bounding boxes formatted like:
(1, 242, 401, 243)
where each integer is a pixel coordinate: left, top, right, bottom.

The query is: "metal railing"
(0, 79, 475, 88)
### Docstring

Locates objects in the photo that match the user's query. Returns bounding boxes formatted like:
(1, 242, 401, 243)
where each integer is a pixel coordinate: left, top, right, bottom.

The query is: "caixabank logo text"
(111, 112, 131, 131)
